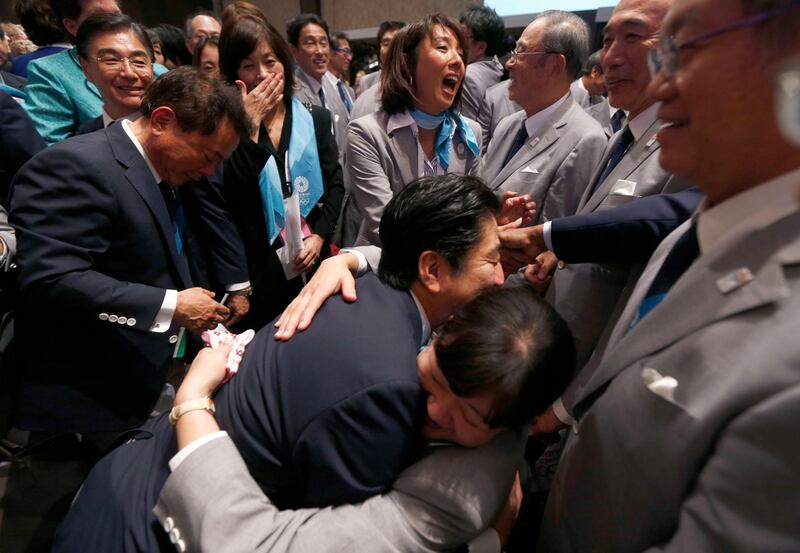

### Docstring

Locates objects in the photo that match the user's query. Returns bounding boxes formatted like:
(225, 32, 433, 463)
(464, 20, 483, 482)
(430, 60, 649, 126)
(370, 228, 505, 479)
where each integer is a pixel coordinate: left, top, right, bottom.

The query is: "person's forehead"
(381, 29, 398, 43)
(79, 0, 120, 20)
(191, 15, 220, 33)
(520, 20, 545, 45)
(90, 29, 147, 52)
(300, 23, 327, 39)
(337, 37, 349, 47)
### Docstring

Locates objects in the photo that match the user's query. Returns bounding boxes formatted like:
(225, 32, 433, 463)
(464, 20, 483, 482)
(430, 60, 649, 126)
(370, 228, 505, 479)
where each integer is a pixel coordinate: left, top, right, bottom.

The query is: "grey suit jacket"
(541, 204, 800, 552)
(347, 110, 482, 246)
(155, 429, 526, 552)
(294, 68, 349, 166)
(586, 99, 613, 138)
(459, 57, 503, 121)
(545, 115, 691, 374)
(476, 80, 522, 155)
(358, 70, 381, 96)
(350, 82, 380, 121)
(481, 95, 607, 224)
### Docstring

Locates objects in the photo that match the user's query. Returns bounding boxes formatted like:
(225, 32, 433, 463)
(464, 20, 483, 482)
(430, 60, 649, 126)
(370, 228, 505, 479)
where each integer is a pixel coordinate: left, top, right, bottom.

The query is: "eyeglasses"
(334, 47, 352, 56)
(648, 5, 794, 77)
(510, 49, 556, 61)
(95, 54, 151, 73)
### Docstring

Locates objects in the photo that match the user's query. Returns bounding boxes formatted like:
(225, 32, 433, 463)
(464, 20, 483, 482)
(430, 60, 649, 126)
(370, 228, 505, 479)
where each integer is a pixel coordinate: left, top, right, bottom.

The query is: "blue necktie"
(317, 87, 326, 108)
(590, 125, 634, 196)
(336, 80, 351, 113)
(611, 109, 626, 133)
(502, 122, 529, 167)
(631, 223, 699, 327)
(159, 182, 186, 254)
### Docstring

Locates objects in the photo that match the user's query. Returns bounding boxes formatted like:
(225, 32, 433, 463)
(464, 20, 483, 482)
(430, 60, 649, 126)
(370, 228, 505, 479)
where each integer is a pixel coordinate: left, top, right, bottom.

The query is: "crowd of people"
(0, 0, 799, 552)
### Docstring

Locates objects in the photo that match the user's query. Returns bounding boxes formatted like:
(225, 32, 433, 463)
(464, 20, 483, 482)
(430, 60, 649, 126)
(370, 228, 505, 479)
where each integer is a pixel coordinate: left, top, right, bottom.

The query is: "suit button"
(127, 318, 136, 326)
(169, 335, 178, 344)
(118, 316, 127, 325)
(99, 313, 109, 321)
(557, 260, 566, 270)
(163, 516, 174, 532)
(169, 528, 181, 544)
(108, 315, 118, 323)
(175, 538, 186, 552)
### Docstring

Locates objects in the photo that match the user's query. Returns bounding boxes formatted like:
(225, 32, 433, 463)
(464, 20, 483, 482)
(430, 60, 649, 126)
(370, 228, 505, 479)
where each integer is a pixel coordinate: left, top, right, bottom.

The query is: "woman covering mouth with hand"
(347, 14, 482, 247)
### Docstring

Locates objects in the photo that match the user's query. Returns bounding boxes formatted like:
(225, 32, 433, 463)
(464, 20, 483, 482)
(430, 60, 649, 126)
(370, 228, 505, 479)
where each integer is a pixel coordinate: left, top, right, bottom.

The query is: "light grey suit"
(476, 80, 522, 155)
(350, 82, 381, 121)
(357, 70, 381, 96)
(294, 68, 349, 166)
(459, 57, 504, 121)
(155, 429, 526, 552)
(586, 99, 614, 138)
(541, 198, 800, 551)
(347, 111, 482, 246)
(545, 115, 691, 375)
(481, 95, 607, 224)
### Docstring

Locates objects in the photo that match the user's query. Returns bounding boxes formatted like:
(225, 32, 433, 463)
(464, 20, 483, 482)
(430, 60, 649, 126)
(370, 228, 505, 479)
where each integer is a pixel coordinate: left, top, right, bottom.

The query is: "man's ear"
(417, 250, 445, 294)
(63, 18, 79, 38)
(149, 106, 177, 134)
(475, 40, 488, 59)
(79, 56, 93, 83)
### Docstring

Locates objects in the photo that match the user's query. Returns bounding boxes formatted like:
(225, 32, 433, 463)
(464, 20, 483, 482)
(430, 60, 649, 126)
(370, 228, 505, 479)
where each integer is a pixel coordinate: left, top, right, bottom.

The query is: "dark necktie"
(159, 182, 187, 254)
(631, 223, 699, 327)
(590, 125, 635, 196)
(611, 109, 627, 133)
(336, 80, 351, 113)
(317, 86, 326, 108)
(502, 122, 529, 167)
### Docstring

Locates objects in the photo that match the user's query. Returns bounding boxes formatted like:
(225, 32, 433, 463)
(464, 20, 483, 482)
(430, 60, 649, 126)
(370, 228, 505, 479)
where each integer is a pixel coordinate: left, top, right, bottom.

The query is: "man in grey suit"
(540, 0, 800, 550)
(476, 79, 521, 154)
(458, 6, 505, 121)
(287, 14, 349, 166)
(481, 11, 607, 224)
(356, 21, 404, 97)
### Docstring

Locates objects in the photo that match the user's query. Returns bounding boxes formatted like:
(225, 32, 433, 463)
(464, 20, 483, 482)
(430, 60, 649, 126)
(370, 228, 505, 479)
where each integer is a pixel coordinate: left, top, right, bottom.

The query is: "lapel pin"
(716, 267, 755, 294)
(646, 136, 657, 148)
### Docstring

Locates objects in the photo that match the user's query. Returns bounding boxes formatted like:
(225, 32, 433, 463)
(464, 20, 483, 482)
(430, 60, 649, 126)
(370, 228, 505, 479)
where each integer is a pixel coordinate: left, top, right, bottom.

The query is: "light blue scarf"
(258, 97, 324, 244)
(408, 108, 480, 171)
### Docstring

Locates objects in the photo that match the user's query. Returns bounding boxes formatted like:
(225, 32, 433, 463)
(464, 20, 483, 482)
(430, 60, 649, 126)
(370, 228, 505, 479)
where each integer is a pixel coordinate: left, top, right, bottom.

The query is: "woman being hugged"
(219, 13, 344, 329)
(348, 14, 482, 246)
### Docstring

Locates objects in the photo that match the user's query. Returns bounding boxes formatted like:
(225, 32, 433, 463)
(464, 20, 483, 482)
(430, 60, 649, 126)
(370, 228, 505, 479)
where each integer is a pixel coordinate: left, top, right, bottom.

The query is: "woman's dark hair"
(378, 174, 499, 289)
(153, 24, 191, 66)
(141, 66, 250, 137)
(12, 0, 70, 46)
(381, 13, 467, 115)
(76, 13, 154, 61)
(192, 35, 218, 67)
(218, 14, 294, 98)
(436, 286, 575, 429)
(221, 0, 269, 28)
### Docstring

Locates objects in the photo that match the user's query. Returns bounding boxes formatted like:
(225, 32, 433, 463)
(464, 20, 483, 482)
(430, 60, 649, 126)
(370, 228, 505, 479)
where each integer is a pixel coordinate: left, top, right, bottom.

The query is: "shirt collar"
(626, 101, 660, 142)
(408, 289, 432, 348)
(524, 91, 570, 138)
(103, 109, 141, 128)
(697, 167, 800, 256)
(120, 118, 162, 184)
(296, 64, 322, 93)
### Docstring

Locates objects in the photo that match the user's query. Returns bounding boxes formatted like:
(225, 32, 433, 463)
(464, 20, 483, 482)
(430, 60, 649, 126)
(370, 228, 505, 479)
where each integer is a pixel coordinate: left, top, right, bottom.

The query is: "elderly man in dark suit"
(2, 67, 250, 552)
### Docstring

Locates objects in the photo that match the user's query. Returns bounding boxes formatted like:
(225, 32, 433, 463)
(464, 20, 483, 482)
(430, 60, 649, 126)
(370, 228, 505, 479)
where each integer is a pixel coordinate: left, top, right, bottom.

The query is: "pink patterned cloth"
(200, 325, 255, 384)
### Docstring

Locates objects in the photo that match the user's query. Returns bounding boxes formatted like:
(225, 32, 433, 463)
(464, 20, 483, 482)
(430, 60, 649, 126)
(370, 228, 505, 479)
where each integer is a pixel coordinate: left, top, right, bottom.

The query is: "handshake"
(498, 219, 560, 293)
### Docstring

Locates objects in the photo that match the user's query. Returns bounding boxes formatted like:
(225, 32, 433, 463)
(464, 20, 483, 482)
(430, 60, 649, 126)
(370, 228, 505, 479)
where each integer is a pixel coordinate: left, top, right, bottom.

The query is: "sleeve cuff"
(542, 221, 554, 252)
(225, 281, 251, 292)
(150, 289, 177, 333)
(168, 431, 229, 471)
(467, 528, 501, 553)
(340, 248, 368, 276)
(552, 397, 576, 426)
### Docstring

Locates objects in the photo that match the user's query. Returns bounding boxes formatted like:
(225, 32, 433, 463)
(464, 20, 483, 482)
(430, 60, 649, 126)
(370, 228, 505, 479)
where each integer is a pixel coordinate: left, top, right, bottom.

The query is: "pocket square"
(610, 179, 637, 196)
(521, 166, 541, 174)
(641, 367, 678, 402)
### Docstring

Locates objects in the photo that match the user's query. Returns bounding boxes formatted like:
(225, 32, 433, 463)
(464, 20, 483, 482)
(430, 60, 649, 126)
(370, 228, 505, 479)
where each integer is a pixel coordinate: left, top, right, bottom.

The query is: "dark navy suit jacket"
(551, 187, 703, 264)
(54, 273, 427, 552)
(9, 122, 247, 432)
(0, 90, 44, 203)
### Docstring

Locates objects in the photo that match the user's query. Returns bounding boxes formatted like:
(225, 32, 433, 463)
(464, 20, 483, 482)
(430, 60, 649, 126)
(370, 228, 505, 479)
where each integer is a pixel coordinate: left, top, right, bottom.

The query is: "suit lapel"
(106, 124, 193, 288)
(385, 115, 421, 185)
(580, 118, 662, 213)
(578, 211, 800, 406)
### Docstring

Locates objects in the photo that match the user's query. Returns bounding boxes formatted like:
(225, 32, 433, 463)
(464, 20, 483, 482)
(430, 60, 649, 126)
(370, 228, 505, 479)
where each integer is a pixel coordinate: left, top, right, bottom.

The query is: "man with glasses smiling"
(540, 0, 800, 550)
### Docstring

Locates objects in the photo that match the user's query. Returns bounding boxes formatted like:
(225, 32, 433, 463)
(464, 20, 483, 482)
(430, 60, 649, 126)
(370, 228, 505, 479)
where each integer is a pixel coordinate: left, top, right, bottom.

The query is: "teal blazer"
(24, 47, 167, 145)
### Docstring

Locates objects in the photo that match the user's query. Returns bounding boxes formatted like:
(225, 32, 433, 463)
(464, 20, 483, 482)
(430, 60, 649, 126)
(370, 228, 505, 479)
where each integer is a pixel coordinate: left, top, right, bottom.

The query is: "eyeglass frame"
(648, 5, 795, 77)
(333, 46, 352, 56)
(94, 54, 152, 73)
(509, 49, 558, 61)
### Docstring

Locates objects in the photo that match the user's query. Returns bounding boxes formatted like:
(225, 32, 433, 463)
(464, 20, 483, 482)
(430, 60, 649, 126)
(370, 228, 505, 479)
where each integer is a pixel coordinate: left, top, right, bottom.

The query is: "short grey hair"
(536, 10, 591, 80)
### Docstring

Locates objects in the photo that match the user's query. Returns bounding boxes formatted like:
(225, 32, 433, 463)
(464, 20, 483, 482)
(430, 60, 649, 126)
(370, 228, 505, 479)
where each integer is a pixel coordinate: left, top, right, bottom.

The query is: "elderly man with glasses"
(539, 0, 800, 550)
